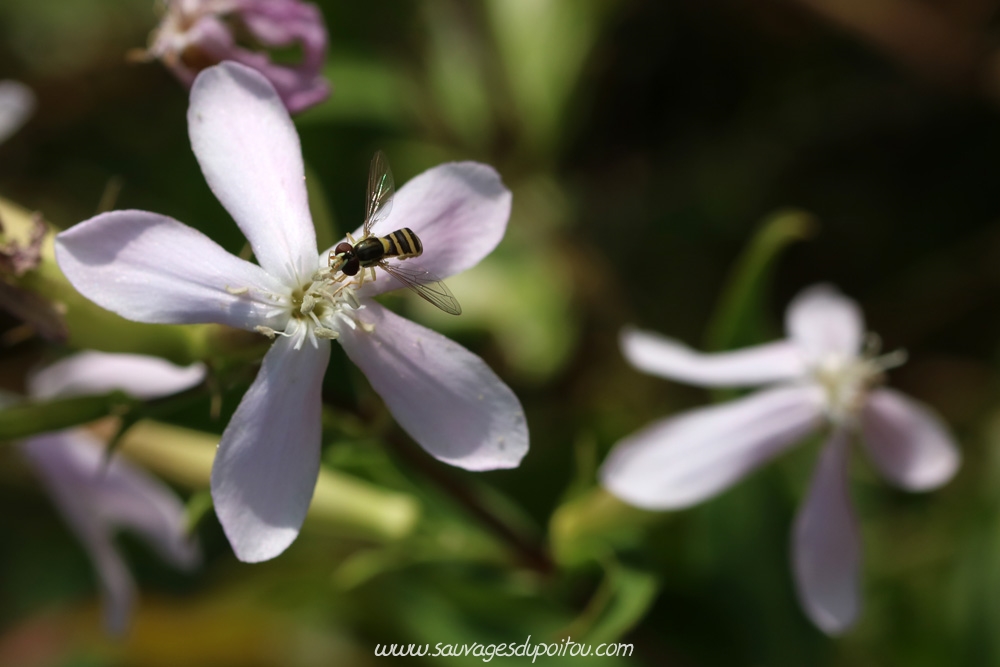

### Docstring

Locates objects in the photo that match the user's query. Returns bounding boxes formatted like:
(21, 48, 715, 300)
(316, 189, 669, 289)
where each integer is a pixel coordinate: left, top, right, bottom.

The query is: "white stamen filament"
(812, 333, 907, 425)
(264, 307, 286, 319)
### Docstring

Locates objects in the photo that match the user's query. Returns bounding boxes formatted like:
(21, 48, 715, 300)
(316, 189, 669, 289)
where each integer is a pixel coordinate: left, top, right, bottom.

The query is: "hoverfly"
(327, 151, 462, 316)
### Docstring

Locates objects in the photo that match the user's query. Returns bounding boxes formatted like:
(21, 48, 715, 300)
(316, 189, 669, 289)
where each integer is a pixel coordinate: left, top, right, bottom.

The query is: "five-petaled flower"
(55, 61, 529, 563)
(141, 0, 330, 113)
(19, 352, 204, 635)
(600, 284, 960, 634)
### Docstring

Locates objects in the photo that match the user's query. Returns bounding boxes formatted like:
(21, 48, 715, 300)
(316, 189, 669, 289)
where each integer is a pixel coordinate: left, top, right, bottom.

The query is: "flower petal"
(94, 461, 201, 572)
(330, 162, 513, 298)
(621, 327, 806, 387)
(861, 388, 960, 490)
(600, 385, 824, 509)
(239, 0, 331, 113)
(225, 47, 332, 115)
(338, 303, 528, 470)
(28, 351, 206, 401)
(188, 61, 317, 285)
(20, 429, 198, 635)
(90, 535, 136, 636)
(0, 80, 35, 145)
(792, 429, 861, 635)
(55, 210, 287, 330)
(151, 5, 329, 115)
(211, 331, 329, 562)
(242, 0, 328, 71)
(785, 284, 865, 361)
(20, 431, 134, 634)
(23, 429, 199, 569)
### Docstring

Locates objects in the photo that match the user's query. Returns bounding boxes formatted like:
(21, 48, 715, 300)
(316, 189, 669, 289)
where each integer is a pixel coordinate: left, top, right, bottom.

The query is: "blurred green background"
(3, 0, 1000, 665)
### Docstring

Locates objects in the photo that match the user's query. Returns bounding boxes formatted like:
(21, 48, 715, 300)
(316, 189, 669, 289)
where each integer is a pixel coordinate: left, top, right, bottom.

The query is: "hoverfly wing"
(378, 262, 462, 316)
(364, 150, 395, 236)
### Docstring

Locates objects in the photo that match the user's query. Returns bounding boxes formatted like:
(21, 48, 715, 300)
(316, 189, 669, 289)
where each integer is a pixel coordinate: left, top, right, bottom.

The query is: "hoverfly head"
(341, 257, 361, 276)
(328, 242, 356, 273)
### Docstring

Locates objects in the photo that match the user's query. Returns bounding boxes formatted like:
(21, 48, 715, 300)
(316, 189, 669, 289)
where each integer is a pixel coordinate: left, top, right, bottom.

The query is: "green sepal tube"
(0, 391, 135, 441)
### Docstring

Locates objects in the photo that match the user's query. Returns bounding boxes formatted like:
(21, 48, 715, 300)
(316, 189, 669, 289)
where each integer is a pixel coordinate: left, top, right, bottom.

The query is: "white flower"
(600, 284, 960, 634)
(54, 61, 529, 563)
(20, 352, 204, 635)
(0, 80, 35, 145)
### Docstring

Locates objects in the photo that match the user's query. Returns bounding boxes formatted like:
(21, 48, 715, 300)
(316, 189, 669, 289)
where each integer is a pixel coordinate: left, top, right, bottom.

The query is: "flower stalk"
(116, 419, 421, 543)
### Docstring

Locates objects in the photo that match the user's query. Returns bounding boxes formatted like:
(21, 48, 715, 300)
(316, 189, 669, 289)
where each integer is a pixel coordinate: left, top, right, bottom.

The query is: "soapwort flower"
(20, 352, 204, 634)
(55, 62, 529, 563)
(141, 0, 330, 113)
(600, 284, 960, 634)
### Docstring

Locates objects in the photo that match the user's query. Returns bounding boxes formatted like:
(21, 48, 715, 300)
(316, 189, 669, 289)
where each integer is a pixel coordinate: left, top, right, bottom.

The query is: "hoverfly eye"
(334, 242, 353, 255)
(342, 258, 361, 276)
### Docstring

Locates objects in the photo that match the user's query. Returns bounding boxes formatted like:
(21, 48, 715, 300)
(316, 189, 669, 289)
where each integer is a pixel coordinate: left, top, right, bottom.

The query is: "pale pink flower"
(601, 284, 960, 634)
(145, 0, 330, 113)
(54, 62, 529, 563)
(20, 352, 204, 635)
(0, 80, 35, 145)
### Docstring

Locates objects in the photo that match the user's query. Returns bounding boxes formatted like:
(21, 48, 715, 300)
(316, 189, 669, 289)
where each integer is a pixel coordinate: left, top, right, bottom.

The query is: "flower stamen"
(254, 325, 279, 339)
(811, 332, 907, 425)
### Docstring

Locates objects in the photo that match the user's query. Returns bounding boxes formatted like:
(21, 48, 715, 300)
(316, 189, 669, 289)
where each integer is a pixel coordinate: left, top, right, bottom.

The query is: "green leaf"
(585, 561, 661, 644)
(486, 0, 612, 157)
(421, 1, 494, 150)
(704, 208, 817, 352)
(185, 489, 215, 534)
(550, 488, 661, 567)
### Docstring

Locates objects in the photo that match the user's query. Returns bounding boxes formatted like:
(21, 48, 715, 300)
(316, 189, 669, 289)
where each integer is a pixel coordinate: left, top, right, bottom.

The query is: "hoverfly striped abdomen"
(382, 228, 423, 259)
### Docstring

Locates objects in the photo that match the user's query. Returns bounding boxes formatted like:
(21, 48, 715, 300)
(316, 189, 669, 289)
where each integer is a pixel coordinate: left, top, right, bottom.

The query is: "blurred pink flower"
(54, 62, 529, 563)
(144, 0, 330, 113)
(20, 352, 204, 635)
(0, 80, 35, 144)
(600, 284, 960, 634)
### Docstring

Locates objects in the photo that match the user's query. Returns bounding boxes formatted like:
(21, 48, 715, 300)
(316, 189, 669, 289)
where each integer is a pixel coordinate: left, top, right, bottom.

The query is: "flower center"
(811, 333, 907, 425)
(252, 276, 365, 350)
